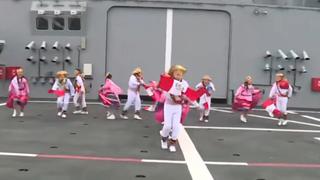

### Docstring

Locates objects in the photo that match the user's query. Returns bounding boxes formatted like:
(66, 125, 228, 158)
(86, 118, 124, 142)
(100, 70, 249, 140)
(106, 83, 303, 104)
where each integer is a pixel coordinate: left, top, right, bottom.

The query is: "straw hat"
(132, 67, 142, 75)
(56, 70, 68, 78)
(245, 75, 252, 82)
(202, 75, 212, 81)
(168, 65, 187, 76)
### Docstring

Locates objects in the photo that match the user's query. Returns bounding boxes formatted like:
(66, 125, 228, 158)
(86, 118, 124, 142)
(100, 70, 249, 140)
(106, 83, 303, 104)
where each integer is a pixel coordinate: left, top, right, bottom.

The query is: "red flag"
(158, 74, 174, 92)
(262, 98, 283, 118)
(184, 87, 207, 101)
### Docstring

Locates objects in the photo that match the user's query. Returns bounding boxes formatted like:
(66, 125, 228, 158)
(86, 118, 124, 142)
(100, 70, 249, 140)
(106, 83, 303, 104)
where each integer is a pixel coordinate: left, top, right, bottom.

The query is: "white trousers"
(276, 96, 288, 115)
(199, 97, 211, 117)
(161, 103, 182, 140)
(123, 89, 141, 111)
(73, 92, 87, 108)
(57, 93, 71, 111)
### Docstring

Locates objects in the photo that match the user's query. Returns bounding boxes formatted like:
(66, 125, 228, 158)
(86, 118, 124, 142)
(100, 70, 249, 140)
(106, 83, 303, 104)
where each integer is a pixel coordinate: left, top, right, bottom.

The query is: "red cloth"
(278, 80, 289, 89)
(48, 89, 65, 97)
(262, 98, 283, 118)
(158, 74, 174, 92)
(158, 74, 207, 101)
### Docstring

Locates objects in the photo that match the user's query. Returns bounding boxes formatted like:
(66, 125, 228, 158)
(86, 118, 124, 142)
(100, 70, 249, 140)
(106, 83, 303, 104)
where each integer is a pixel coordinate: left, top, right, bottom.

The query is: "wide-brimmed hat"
(56, 70, 68, 78)
(168, 65, 187, 76)
(202, 75, 212, 81)
(132, 67, 142, 75)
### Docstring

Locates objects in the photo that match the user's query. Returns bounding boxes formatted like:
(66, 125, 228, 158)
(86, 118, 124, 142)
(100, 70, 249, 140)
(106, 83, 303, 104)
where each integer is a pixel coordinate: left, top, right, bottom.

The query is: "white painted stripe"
(0, 103, 6, 106)
(29, 100, 103, 105)
(179, 127, 214, 180)
(0, 152, 37, 157)
(142, 159, 186, 164)
(210, 108, 233, 113)
(165, 9, 173, 72)
(247, 114, 320, 128)
(301, 115, 320, 123)
(184, 126, 320, 133)
(215, 107, 320, 114)
(287, 110, 298, 114)
(205, 161, 248, 166)
(314, 137, 320, 141)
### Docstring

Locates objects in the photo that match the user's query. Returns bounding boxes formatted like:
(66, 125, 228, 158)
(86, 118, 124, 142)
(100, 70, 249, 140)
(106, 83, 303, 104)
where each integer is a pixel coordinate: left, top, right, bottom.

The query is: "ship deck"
(0, 100, 319, 180)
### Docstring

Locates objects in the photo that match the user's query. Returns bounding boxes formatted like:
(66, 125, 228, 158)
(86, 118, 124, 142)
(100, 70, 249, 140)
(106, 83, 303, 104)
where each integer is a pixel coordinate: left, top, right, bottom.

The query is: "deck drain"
(18, 169, 29, 172)
(144, 125, 150, 128)
(82, 123, 88, 126)
(140, 150, 148, 153)
(217, 138, 224, 142)
(70, 132, 77, 135)
(143, 136, 149, 138)
(37, 114, 43, 117)
(19, 120, 24, 123)
(50, 146, 58, 149)
(93, 116, 98, 119)
(256, 179, 265, 180)
(288, 140, 295, 143)
(135, 175, 146, 178)
(233, 153, 240, 157)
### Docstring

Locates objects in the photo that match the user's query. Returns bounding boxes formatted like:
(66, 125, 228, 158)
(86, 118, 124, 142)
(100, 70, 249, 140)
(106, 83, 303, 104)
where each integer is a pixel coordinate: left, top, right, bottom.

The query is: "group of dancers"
(5, 65, 293, 152)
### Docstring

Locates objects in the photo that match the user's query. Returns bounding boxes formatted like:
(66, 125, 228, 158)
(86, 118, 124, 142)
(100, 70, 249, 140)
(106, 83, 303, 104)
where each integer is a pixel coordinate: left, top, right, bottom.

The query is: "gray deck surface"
(0, 101, 319, 180)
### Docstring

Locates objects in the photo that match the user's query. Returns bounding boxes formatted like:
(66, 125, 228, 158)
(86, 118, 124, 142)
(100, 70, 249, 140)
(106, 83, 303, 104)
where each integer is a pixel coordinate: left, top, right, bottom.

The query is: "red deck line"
(38, 154, 142, 163)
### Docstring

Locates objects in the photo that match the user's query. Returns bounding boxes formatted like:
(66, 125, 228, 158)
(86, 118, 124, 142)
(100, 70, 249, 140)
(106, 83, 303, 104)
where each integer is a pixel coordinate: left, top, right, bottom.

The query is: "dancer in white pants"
(73, 68, 88, 115)
(120, 67, 145, 120)
(160, 65, 189, 152)
(52, 71, 75, 119)
(196, 75, 215, 122)
(269, 73, 293, 126)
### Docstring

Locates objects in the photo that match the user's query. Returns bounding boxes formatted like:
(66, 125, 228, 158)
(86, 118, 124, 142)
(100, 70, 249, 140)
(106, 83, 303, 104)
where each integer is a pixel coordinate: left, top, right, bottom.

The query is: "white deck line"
(247, 114, 320, 128)
(0, 103, 6, 106)
(142, 159, 186, 164)
(184, 126, 320, 133)
(0, 152, 37, 157)
(301, 115, 320, 123)
(179, 127, 214, 180)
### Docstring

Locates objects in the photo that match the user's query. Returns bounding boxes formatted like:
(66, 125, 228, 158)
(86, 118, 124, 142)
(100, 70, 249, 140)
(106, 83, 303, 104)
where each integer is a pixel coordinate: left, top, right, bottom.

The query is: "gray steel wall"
(0, 0, 319, 108)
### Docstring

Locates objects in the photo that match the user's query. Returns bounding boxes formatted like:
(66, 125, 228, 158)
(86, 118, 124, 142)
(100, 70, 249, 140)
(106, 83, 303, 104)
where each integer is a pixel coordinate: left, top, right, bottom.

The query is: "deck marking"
(287, 110, 298, 114)
(142, 159, 186, 164)
(210, 108, 233, 113)
(205, 161, 248, 166)
(301, 115, 320, 123)
(215, 107, 320, 114)
(2, 151, 320, 169)
(165, 8, 173, 72)
(314, 137, 320, 141)
(178, 127, 214, 180)
(0, 152, 37, 157)
(38, 154, 142, 163)
(0, 103, 6, 106)
(184, 126, 320, 133)
(248, 114, 320, 128)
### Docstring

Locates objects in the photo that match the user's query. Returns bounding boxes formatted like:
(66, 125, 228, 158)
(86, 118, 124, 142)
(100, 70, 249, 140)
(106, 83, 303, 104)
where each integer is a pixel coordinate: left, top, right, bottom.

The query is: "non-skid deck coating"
(0, 101, 320, 180)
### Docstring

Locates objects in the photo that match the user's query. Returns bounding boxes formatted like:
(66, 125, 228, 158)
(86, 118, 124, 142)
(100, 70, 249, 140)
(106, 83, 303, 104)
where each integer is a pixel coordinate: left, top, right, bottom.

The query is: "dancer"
(6, 68, 30, 117)
(269, 73, 293, 126)
(233, 76, 262, 123)
(120, 67, 145, 120)
(196, 75, 215, 122)
(50, 71, 75, 119)
(73, 68, 88, 115)
(99, 72, 122, 119)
